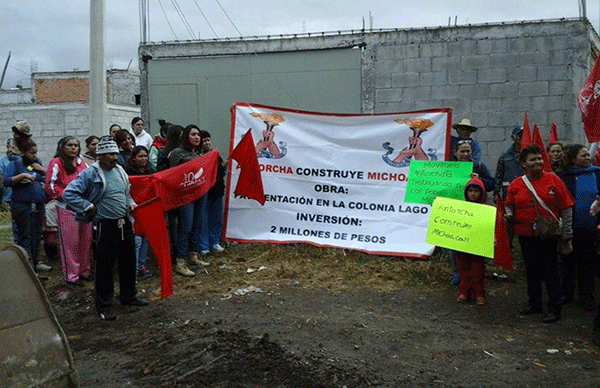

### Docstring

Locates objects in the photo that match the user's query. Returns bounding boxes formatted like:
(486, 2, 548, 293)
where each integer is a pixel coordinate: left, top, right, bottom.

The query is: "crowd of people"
(1, 117, 226, 321)
(4, 115, 600, 338)
(449, 118, 600, 343)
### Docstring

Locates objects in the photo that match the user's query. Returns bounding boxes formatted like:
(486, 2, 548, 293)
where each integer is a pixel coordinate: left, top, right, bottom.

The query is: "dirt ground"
(43, 245, 600, 388)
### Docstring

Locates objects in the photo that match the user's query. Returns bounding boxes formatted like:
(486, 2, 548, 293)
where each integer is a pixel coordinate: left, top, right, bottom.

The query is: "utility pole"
(90, 0, 106, 136)
(0, 51, 11, 90)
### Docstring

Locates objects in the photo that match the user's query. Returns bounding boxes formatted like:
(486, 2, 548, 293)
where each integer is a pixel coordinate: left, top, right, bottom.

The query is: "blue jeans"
(202, 195, 223, 248)
(135, 235, 149, 270)
(11, 201, 44, 265)
(176, 196, 206, 259)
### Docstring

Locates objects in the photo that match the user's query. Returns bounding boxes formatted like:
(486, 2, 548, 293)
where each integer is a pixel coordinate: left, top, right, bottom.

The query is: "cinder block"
(374, 59, 404, 75)
(432, 56, 460, 72)
(490, 83, 519, 98)
(435, 85, 460, 100)
(402, 86, 431, 102)
(477, 68, 507, 84)
(375, 75, 391, 88)
(507, 67, 537, 82)
(376, 46, 398, 61)
(501, 97, 531, 112)
(419, 72, 448, 86)
(375, 88, 403, 103)
(519, 81, 549, 97)
(415, 100, 444, 110)
(532, 96, 562, 111)
(404, 58, 431, 73)
(537, 66, 568, 81)
(392, 73, 419, 88)
(420, 43, 448, 58)
(449, 40, 477, 56)
(519, 52, 550, 67)
(448, 70, 477, 85)
(395, 44, 420, 59)
(459, 84, 491, 99)
(461, 55, 490, 70)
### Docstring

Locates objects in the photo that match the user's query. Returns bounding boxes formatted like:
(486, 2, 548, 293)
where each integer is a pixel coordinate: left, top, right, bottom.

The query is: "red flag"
(230, 129, 265, 205)
(532, 123, 552, 172)
(520, 112, 532, 152)
(493, 197, 512, 270)
(578, 54, 600, 142)
(129, 150, 219, 211)
(131, 197, 173, 299)
(548, 123, 558, 143)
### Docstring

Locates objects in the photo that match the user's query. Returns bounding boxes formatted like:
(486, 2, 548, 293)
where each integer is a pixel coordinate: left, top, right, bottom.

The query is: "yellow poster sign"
(426, 197, 496, 258)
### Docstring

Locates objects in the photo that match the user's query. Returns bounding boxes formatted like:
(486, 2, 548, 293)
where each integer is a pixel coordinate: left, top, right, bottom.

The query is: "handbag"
(522, 176, 563, 239)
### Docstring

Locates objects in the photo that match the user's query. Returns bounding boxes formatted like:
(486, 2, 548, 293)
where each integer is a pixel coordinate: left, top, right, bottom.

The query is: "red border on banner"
(223, 102, 453, 259)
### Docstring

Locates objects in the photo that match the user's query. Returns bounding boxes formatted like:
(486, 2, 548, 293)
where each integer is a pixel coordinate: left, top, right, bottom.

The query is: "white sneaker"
(200, 250, 210, 255)
(35, 262, 52, 272)
(211, 244, 225, 253)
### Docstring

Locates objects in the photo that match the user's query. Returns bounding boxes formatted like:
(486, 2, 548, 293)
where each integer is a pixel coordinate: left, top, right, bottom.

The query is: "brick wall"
(34, 78, 89, 103)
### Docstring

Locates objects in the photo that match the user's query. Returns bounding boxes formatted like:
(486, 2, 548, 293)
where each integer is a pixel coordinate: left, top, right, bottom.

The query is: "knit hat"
(96, 136, 119, 155)
(12, 121, 32, 137)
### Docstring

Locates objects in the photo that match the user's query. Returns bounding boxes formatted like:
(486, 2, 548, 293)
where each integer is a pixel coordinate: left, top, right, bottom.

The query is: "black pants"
(93, 217, 137, 312)
(561, 229, 596, 302)
(519, 235, 561, 315)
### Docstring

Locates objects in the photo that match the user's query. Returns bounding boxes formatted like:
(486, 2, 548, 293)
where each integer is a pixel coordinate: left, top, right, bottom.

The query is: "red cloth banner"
(532, 123, 552, 172)
(578, 54, 600, 143)
(131, 197, 173, 299)
(230, 129, 265, 205)
(129, 150, 219, 211)
(493, 197, 512, 270)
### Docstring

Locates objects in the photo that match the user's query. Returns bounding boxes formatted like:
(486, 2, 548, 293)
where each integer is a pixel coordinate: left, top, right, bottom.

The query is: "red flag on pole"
(230, 129, 265, 205)
(493, 197, 512, 270)
(532, 123, 552, 172)
(131, 197, 173, 299)
(519, 112, 532, 152)
(548, 123, 558, 143)
(577, 54, 600, 142)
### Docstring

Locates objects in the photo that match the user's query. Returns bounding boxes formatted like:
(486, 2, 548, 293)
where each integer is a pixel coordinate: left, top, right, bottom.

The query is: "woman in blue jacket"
(558, 144, 600, 311)
(3, 138, 50, 272)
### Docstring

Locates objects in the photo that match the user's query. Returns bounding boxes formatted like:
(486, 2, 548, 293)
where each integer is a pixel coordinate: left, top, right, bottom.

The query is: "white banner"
(224, 103, 452, 258)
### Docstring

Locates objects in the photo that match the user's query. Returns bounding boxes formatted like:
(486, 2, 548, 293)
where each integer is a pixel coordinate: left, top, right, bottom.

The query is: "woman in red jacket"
(45, 136, 92, 286)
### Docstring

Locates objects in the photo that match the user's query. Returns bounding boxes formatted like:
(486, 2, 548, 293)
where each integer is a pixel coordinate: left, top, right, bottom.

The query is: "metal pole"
(0, 51, 11, 90)
(90, 0, 106, 136)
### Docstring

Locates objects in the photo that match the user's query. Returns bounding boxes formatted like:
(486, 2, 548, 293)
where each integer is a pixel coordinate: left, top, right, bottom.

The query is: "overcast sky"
(1, 0, 599, 89)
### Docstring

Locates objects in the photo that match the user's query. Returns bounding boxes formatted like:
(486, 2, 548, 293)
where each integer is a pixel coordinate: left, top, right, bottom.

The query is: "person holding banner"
(63, 136, 149, 321)
(504, 144, 574, 324)
(557, 144, 599, 311)
(453, 141, 494, 193)
(169, 124, 208, 276)
(125, 145, 155, 278)
(455, 176, 489, 306)
(200, 130, 226, 254)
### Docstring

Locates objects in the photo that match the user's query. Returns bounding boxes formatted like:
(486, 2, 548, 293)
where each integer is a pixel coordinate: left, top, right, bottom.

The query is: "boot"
(174, 258, 195, 277)
(188, 251, 210, 267)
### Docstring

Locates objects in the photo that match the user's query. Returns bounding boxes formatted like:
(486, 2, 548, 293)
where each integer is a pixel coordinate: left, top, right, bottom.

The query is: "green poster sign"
(404, 161, 473, 204)
(425, 197, 497, 258)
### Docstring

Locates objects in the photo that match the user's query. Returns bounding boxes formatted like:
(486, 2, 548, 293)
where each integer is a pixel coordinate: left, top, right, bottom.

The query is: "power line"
(192, 0, 219, 39)
(213, 0, 302, 110)
(156, 0, 178, 40)
(171, 0, 196, 39)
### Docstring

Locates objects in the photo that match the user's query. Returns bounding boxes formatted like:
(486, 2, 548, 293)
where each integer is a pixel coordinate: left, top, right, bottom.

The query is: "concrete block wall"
(0, 103, 140, 163)
(369, 19, 599, 169)
(141, 18, 599, 173)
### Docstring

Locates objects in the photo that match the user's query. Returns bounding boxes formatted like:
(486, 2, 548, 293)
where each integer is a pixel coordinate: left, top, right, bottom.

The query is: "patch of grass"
(161, 243, 524, 299)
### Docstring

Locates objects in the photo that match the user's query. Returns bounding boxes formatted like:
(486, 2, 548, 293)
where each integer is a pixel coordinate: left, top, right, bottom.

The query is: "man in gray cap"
(63, 136, 149, 321)
(494, 126, 524, 200)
